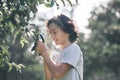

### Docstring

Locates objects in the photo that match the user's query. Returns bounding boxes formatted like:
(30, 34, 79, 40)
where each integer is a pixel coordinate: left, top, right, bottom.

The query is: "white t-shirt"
(52, 43, 83, 80)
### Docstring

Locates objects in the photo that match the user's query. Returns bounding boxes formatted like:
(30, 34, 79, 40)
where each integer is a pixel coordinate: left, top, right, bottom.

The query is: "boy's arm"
(44, 61, 53, 80)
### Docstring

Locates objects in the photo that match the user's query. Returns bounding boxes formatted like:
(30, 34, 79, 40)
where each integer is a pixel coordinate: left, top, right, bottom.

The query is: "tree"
(79, 0, 120, 80)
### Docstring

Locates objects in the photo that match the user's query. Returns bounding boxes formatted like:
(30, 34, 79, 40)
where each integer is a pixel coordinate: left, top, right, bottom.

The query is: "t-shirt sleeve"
(61, 45, 81, 68)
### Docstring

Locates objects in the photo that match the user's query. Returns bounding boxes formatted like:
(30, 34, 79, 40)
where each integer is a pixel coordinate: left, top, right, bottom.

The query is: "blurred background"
(0, 0, 120, 80)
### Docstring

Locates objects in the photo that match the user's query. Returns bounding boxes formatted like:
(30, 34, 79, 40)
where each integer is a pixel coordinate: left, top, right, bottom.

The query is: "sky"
(36, 0, 110, 36)
(73, 0, 110, 34)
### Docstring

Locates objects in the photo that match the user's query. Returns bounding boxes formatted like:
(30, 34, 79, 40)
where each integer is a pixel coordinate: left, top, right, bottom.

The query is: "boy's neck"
(61, 41, 72, 49)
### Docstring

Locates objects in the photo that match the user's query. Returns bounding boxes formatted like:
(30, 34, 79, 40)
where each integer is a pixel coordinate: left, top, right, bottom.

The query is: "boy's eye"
(53, 31, 57, 34)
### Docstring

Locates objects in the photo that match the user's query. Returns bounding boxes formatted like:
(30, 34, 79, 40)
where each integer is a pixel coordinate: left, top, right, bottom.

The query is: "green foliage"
(0, 0, 41, 69)
(0, 46, 9, 67)
(7, 62, 26, 73)
(44, 0, 78, 9)
(79, 0, 120, 80)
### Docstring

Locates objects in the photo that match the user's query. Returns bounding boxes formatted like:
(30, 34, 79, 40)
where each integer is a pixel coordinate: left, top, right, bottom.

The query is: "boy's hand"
(35, 41, 47, 56)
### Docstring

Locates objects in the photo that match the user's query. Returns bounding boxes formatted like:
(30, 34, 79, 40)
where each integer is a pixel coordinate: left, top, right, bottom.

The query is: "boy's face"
(48, 23, 70, 46)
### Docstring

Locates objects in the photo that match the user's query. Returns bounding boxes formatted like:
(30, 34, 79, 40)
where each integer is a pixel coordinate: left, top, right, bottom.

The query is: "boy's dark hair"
(47, 14, 79, 43)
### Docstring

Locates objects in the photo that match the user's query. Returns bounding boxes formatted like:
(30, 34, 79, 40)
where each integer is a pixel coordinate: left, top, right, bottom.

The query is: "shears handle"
(31, 34, 44, 51)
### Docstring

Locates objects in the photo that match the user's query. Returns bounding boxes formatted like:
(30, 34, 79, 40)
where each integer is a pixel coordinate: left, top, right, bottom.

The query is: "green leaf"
(20, 37, 29, 48)
(75, 0, 78, 4)
(50, 0, 54, 7)
(67, 0, 72, 6)
(7, 62, 13, 72)
(61, 0, 65, 6)
(11, 62, 26, 73)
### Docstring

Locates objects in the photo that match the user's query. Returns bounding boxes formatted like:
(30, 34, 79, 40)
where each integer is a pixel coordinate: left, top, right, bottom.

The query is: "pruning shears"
(31, 34, 44, 51)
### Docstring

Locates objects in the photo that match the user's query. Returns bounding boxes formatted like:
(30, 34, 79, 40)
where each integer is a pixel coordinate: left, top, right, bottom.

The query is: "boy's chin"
(55, 43, 59, 45)
(55, 42, 61, 45)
